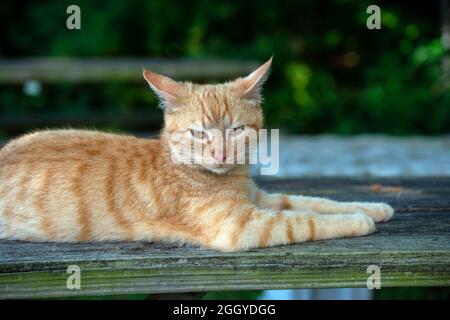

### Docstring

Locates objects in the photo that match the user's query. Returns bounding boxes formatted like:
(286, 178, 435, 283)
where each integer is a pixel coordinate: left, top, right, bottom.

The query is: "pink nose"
(213, 152, 226, 163)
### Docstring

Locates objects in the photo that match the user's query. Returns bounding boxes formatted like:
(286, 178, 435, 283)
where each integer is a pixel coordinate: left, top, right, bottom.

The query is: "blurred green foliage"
(0, 0, 449, 135)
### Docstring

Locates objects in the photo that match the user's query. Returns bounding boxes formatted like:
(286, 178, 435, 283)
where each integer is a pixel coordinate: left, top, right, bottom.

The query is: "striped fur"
(0, 59, 394, 251)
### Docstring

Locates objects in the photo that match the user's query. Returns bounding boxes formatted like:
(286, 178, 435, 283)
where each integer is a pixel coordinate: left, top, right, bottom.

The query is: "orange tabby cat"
(0, 58, 393, 251)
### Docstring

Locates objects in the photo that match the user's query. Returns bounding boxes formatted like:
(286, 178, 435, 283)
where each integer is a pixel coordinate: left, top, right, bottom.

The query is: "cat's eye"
(232, 125, 246, 135)
(189, 129, 208, 140)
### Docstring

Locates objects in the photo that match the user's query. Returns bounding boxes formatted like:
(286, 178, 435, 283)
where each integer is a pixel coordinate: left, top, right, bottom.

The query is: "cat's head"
(143, 58, 272, 174)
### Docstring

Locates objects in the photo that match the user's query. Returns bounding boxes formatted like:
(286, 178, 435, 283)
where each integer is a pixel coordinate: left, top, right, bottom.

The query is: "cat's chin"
(202, 165, 234, 175)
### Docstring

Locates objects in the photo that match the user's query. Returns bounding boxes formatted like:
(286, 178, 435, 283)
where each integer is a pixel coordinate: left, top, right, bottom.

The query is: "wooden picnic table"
(0, 177, 449, 299)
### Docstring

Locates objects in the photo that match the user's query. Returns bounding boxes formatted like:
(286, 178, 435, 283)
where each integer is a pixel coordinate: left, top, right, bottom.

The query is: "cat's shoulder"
(1, 129, 155, 155)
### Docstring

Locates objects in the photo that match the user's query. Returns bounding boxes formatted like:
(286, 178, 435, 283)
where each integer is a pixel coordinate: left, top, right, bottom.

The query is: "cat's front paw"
(350, 213, 376, 236)
(358, 203, 394, 223)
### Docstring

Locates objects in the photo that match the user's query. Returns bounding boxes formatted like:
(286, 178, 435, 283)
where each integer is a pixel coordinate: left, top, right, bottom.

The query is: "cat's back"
(0, 129, 158, 166)
(0, 129, 161, 211)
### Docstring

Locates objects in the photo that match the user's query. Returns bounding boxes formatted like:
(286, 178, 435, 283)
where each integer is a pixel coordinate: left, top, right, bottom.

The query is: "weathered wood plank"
(0, 177, 449, 299)
(0, 58, 259, 83)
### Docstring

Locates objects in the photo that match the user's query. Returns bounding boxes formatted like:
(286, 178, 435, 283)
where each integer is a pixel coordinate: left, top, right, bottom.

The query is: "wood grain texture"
(0, 177, 449, 299)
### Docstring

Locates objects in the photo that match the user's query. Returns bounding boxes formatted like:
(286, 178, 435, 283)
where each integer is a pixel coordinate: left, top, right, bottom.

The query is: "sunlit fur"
(0, 59, 394, 251)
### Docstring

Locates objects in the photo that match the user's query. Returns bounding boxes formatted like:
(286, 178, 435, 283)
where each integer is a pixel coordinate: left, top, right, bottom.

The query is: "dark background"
(0, 0, 448, 138)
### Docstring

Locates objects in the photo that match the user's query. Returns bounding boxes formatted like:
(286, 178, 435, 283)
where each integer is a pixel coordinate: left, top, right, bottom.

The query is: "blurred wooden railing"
(0, 58, 259, 83)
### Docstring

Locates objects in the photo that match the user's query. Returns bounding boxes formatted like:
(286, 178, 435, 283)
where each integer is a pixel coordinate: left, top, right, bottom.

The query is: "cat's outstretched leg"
(250, 186, 394, 223)
(190, 198, 375, 252)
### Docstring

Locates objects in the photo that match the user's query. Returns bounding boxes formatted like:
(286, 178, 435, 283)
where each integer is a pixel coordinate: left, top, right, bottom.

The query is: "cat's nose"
(213, 150, 226, 163)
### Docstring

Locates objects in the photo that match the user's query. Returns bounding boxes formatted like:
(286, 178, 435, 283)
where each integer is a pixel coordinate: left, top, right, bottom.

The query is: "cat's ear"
(234, 57, 272, 104)
(143, 69, 186, 112)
